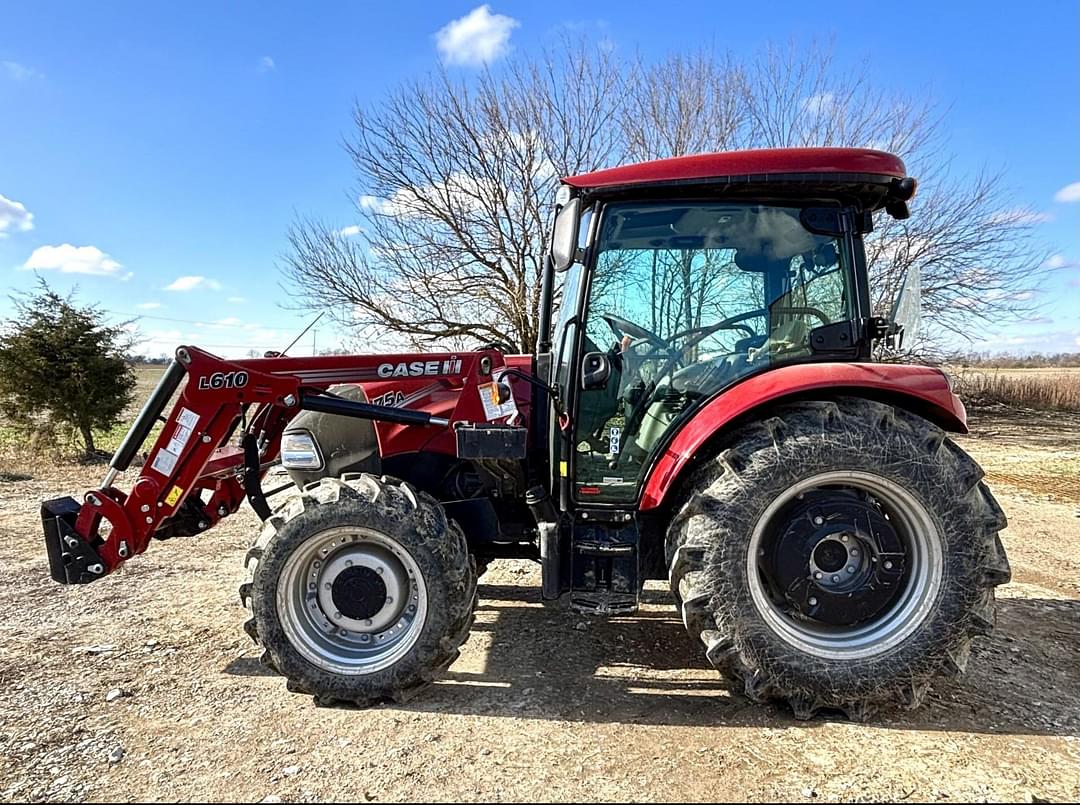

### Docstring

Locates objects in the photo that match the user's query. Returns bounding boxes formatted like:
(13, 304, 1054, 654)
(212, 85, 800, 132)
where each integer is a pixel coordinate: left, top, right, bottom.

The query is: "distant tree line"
(947, 351, 1080, 368)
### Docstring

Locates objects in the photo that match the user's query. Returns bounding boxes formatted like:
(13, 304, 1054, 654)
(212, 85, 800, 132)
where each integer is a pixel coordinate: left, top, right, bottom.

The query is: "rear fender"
(639, 362, 966, 511)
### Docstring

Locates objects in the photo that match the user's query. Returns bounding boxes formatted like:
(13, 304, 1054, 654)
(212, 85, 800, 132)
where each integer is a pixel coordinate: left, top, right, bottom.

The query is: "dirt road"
(1, 410, 1078, 802)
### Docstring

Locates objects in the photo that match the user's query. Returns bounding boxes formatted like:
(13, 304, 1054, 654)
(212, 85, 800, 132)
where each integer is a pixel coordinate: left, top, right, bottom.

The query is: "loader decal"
(197, 370, 249, 390)
(376, 358, 462, 378)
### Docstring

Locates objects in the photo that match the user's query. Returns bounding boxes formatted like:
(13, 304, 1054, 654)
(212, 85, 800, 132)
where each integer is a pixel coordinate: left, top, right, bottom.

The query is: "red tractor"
(41, 148, 1009, 720)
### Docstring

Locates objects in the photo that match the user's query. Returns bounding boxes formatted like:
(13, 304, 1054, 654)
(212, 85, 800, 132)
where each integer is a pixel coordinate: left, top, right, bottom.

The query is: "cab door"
(571, 201, 855, 505)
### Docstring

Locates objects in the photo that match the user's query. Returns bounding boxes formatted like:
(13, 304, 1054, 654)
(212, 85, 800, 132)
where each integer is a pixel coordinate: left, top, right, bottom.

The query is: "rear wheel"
(667, 397, 1009, 719)
(240, 474, 476, 705)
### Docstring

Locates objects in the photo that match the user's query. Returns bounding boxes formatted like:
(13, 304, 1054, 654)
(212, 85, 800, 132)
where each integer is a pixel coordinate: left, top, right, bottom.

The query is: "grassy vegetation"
(0, 363, 167, 461)
(952, 367, 1080, 413)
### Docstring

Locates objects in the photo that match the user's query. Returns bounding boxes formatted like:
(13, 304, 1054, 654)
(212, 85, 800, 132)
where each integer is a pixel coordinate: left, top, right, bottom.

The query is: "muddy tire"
(239, 473, 477, 706)
(667, 397, 1009, 720)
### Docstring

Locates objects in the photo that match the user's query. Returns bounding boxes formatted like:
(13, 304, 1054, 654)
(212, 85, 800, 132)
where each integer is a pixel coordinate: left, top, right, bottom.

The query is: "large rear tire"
(240, 474, 477, 706)
(667, 397, 1009, 720)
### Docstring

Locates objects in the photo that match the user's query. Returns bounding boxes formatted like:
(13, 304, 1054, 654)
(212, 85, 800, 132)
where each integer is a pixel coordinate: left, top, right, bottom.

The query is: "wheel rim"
(276, 525, 428, 675)
(747, 471, 943, 660)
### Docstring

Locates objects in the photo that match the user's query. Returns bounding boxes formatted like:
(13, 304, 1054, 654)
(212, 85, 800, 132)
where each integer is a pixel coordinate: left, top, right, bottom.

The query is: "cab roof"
(562, 147, 907, 192)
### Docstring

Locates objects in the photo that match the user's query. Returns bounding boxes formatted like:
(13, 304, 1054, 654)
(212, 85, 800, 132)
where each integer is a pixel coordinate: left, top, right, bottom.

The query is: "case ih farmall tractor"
(42, 148, 1009, 720)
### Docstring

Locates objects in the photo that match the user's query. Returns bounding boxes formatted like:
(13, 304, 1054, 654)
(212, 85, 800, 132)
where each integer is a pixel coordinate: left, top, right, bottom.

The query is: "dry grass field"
(951, 365, 1080, 413)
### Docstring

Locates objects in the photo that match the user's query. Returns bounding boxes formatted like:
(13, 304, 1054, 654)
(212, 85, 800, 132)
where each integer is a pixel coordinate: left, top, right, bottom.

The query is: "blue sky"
(1, 1, 1077, 357)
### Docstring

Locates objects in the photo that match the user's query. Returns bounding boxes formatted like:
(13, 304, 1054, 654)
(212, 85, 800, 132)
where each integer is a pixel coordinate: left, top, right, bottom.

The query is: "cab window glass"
(575, 203, 851, 502)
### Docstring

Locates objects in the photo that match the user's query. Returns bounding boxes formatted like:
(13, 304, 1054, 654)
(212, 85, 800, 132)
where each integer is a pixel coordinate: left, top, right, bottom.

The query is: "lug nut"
(813, 516, 824, 526)
(884, 560, 894, 570)
(140, 504, 150, 513)
(815, 572, 823, 580)
(840, 535, 848, 542)
(832, 575, 840, 583)
(847, 566, 855, 574)
(808, 597, 818, 606)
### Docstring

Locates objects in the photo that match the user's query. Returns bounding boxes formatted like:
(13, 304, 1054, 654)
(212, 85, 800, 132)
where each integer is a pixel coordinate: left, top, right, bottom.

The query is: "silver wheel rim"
(277, 526, 428, 675)
(747, 470, 943, 660)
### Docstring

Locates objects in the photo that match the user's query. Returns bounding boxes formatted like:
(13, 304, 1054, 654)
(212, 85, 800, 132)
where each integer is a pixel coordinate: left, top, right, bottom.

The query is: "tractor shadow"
(402, 583, 1080, 736)
(223, 581, 1080, 736)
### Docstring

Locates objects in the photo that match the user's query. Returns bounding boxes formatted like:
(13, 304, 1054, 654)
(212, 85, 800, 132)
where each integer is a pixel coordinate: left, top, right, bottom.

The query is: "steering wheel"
(601, 314, 671, 352)
(770, 306, 831, 326)
(601, 312, 757, 365)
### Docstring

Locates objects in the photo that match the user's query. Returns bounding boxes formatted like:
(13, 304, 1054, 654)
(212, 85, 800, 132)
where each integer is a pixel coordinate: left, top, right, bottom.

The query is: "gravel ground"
(1, 409, 1078, 802)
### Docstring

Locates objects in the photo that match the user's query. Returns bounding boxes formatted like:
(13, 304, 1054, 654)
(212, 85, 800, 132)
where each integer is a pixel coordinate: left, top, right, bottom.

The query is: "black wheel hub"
(762, 491, 907, 627)
(331, 566, 388, 621)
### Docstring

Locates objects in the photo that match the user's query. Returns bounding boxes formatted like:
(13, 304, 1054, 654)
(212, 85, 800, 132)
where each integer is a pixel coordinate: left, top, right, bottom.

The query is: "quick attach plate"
(41, 497, 107, 584)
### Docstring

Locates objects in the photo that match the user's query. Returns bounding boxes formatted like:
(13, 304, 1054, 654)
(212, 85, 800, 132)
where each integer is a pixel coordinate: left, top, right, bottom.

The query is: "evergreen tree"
(0, 279, 136, 458)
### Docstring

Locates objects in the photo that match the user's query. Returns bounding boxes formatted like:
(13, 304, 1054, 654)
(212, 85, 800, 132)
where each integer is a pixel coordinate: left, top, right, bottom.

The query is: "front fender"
(639, 362, 966, 511)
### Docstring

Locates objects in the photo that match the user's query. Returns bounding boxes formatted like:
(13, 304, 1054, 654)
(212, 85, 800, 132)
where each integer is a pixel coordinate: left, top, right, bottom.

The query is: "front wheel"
(240, 474, 477, 706)
(667, 397, 1010, 720)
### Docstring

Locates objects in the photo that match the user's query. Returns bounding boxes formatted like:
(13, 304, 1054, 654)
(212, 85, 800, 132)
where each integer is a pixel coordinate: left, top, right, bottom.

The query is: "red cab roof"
(562, 147, 906, 190)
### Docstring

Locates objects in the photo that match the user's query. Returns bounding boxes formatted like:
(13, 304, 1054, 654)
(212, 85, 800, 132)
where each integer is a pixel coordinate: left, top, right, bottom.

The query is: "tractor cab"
(535, 148, 921, 611)
(542, 148, 915, 508)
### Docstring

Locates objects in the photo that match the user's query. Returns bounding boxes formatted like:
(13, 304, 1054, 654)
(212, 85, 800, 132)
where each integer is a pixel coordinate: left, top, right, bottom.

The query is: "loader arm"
(41, 345, 506, 584)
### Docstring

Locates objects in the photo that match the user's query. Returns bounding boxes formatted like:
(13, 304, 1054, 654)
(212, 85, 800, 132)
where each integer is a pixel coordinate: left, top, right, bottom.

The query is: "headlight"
(281, 430, 323, 470)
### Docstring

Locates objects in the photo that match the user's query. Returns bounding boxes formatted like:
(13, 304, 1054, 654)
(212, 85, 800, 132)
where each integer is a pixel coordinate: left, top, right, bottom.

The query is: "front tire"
(667, 397, 1009, 720)
(240, 474, 477, 706)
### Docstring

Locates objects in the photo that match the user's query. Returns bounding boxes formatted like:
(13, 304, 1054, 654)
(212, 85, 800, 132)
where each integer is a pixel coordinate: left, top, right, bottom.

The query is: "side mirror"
(581, 351, 612, 390)
(550, 197, 582, 272)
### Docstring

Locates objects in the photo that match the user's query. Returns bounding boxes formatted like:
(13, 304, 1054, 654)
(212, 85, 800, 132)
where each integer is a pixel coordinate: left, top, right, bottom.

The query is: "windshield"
(575, 201, 854, 502)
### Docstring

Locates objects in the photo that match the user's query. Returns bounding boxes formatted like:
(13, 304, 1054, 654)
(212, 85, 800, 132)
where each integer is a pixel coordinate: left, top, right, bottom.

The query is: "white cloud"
(137, 301, 163, 310)
(435, 5, 519, 67)
(1044, 254, 1074, 270)
(1054, 182, 1080, 203)
(257, 56, 275, 73)
(214, 317, 243, 327)
(0, 193, 34, 237)
(128, 328, 202, 358)
(21, 244, 127, 278)
(2, 61, 42, 81)
(361, 171, 499, 219)
(801, 92, 836, 116)
(164, 275, 221, 292)
(336, 224, 364, 237)
(986, 208, 1052, 226)
(227, 296, 246, 303)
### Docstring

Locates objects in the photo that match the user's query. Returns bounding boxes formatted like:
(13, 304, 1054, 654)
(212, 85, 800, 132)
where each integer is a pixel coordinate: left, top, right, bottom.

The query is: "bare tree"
(284, 40, 1047, 354)
(283, 41, 622, 352)
(620, 50, 747, 160)
(622, 41, 1046, 353)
